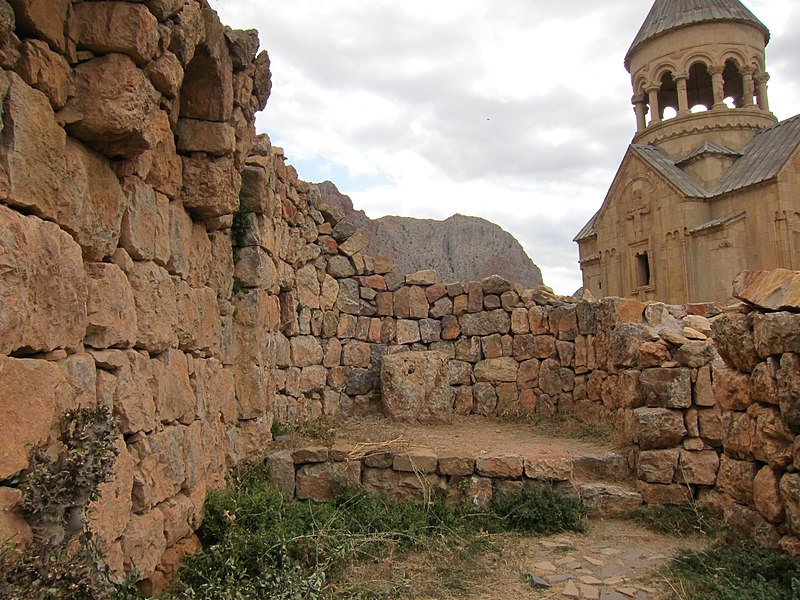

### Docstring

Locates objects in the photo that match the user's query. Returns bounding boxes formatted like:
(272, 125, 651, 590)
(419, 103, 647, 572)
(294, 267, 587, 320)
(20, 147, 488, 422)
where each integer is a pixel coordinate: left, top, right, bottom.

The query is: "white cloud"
(212, 0, 800, 295)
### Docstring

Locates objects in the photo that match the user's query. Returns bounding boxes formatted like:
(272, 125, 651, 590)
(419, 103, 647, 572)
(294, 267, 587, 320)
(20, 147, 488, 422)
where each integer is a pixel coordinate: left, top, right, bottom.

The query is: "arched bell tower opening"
(625, 0, 777, 157)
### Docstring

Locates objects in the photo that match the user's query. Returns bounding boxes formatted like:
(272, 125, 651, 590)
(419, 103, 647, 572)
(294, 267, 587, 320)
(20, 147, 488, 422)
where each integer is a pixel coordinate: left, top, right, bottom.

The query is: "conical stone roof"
(625, 0, 770, 69)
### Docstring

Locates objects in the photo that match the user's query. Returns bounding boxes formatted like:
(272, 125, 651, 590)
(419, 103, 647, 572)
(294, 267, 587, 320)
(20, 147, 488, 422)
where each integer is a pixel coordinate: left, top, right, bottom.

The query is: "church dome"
(625, 0, 769, 70)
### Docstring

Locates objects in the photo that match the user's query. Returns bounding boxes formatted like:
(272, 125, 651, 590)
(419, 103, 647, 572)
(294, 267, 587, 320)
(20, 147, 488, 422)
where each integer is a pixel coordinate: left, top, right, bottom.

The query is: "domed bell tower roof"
(625, 0, 770, 71)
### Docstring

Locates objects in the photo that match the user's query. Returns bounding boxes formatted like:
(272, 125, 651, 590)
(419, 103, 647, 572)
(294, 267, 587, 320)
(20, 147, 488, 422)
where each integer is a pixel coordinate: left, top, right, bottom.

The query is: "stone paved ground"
(362, 519, 705, 600)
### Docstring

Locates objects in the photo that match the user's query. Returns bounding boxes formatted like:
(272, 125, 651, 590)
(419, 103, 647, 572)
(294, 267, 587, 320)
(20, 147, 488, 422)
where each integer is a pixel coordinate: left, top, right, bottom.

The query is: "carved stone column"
(674, 74, 690, 116)
(756, 72, 771, 112)
(742, 67, 755, 107)
(709, 65, 726, 110)
(632, 93, 647, 132)
(646, 85, 661, 125)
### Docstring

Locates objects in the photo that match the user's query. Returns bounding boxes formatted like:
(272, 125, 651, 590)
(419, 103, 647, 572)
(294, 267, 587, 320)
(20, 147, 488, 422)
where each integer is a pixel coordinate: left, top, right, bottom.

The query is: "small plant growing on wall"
(0, 406, 140, 599)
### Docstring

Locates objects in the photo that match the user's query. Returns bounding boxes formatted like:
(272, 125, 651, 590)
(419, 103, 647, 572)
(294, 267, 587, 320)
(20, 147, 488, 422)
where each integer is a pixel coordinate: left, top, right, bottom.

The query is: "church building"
(574, 0, 800, 304)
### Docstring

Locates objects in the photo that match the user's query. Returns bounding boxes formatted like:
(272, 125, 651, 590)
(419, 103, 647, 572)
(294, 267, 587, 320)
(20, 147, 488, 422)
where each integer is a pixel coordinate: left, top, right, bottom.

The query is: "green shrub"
(167, 466, 587, 599)
(665, 540, 800, 600)
(628, 503, 723, 537)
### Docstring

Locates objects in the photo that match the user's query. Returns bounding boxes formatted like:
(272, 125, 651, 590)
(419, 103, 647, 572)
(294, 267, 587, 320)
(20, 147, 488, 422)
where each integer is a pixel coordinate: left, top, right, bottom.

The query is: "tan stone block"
(0, 72, 65, 217)
(176, 118, 236, 156)
(637, 449, 679, 484)
(74, 1, 159, 64)
(154, 350, 195, 425)
(524, 456, 573, 481)
(781, 473, 800, 534)
(120, 179, 171, 264)
(121, 510, 167, 580)
(712, 363, 753, 411)
(362, 467, 443, 502)
(717, 455, 758, 507)
(394, 448, 438, 474)
(754, 466, 785, 524)
(0, 487, 31, 550)
(84, 263, 137, 349)
(396, 319, 421, 344)
(266, 450, 296, 499)
(636, 482, 693, 505)
(130, 427, 187, 511)
(693, 365, 715, 406)
(8, 0, 68, 51)
(180, 155, 241, 218)
(474, 357, 518, 383)
(476, 454, 523, 478)
(733, 269, 800, 312)
(640, 368, 692, 409)
(67, 54, 158, 158)
(126, 260, 178, 353)
(16, 39, 70, 109)
(140, 109, 184, 200)
(438, 453, 475, 476)
(292, 446, 330, 464)
(453, 294, 468, 315)
(145, 49, 184, 99)
(751, 359, 779, 405)
(635, 408, 686, 450)
(675, 450, 719, 485)
(698, 408, 723, 446)
(454, 386, 474, 415)
(0, 356, 64, 479)
(339, 232, 368, 257)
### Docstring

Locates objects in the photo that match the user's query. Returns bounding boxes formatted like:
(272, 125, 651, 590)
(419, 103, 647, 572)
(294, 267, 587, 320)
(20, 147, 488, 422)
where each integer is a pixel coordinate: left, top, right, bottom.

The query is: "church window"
(635, 251, 651, 287)
(723, 59, 745, 107)
(687, 62, 713, 111)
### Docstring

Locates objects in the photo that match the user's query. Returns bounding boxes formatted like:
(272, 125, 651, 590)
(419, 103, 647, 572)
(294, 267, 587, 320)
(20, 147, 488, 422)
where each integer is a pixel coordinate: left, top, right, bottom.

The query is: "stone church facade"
(575, 0, 800, 304)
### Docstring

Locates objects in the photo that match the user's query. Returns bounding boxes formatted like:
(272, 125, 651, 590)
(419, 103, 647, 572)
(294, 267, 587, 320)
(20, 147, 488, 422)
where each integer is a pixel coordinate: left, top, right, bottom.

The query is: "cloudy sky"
(213, 0, 800, 294)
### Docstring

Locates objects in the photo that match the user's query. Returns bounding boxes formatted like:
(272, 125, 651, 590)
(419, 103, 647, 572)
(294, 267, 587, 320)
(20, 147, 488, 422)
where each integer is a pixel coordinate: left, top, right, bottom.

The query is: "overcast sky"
(213, 0, 800, 294)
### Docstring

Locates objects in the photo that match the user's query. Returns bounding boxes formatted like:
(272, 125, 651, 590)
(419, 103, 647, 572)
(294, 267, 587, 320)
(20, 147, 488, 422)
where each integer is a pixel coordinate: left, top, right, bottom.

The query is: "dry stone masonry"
(0, 0, 799, 595)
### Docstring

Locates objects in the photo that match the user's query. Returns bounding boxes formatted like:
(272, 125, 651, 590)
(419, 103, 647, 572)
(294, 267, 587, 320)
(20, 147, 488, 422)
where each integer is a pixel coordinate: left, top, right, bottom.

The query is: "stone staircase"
(265, 417, 643, 517)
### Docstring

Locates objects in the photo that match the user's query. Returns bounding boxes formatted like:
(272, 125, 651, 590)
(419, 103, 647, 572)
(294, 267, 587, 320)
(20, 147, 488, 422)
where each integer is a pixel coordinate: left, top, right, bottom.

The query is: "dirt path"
(337, 519, 704, 600)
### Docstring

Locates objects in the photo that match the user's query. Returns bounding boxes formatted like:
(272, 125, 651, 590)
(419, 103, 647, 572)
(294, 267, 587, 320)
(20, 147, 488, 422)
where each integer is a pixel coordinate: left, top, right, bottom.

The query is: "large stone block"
(0, 356, 64, 479)
(712, 363, 753, 411)
(85, 262, 137, 349)
(120, 178, 171, 264)
(717, 455, 758, 507)
(381, 351, 453, 424)
(16, 39, 71, 109)
(711, 312, 758, 372)
(474, 357, 518, 383)
(754, 466, 785, 524)
(634, 407, 686, 450)
(0, 487, 31, 550)
(168, 201, 212, 287)
(733, 269, 800, 312)
(180, 155, 240, 218)
(73, 2, 159, 65)
(781, 473, 800, 534)
(66, 54, 159, 159)
(88, 438, 134, 544)
(640, 368, 691, 409)
(459, 310, 511, 336)
(675, 450, 719, 486)
(175, 282, 221, 356)
(0, 72, 65, 217)
(125, 260, 178, 353)
(778, 353, 800, 432)
(754, 312, 800, 357)
(120, 510, 166, 580)
(0, 205, 87, 355)
(637, 449, 679, 484)
(176, 118, 236, 156)
(7, 0, 68, 51)
(60, 138, 126, 261)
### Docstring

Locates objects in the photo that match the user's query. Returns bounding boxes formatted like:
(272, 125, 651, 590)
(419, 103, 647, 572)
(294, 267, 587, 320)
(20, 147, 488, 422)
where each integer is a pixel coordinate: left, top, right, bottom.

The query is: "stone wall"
(0, 0, 273, 593)
(1, 1, 799, 595)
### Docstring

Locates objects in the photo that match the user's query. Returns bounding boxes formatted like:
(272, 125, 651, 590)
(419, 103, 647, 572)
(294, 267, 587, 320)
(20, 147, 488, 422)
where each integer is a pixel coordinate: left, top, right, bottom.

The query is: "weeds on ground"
(628, 503, 724, 537)
(166, 464, 587, 598)
(663, 540, 800, 600)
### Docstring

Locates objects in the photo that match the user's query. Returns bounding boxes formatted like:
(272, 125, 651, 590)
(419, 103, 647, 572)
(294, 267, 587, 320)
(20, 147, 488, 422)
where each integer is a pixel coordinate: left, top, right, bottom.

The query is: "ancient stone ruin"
(0, 0, 799, 596)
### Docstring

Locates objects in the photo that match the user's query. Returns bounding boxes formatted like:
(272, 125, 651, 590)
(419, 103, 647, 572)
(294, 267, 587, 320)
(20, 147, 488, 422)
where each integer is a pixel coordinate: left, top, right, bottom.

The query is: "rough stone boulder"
(733, 269, 800, 312)
(381, 351, 453, 424)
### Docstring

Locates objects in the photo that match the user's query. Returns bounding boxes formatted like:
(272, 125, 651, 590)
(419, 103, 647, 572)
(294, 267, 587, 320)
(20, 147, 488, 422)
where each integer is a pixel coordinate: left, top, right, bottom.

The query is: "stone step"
(578, 483, 643, 518)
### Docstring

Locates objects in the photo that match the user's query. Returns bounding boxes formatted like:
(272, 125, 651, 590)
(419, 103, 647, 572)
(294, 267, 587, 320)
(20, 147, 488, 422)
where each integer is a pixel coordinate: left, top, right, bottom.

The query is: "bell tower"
(625, 0, 778, 159)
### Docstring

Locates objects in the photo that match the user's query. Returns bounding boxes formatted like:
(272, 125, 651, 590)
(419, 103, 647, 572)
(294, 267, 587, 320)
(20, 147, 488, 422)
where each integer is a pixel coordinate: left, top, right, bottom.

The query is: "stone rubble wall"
(1, 1, 799, 595)
(0, 0, 273, 593)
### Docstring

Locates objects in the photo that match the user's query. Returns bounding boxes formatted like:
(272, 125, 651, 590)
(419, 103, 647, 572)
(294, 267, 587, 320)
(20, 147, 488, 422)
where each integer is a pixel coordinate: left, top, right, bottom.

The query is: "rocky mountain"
(315, 181, 544, 288)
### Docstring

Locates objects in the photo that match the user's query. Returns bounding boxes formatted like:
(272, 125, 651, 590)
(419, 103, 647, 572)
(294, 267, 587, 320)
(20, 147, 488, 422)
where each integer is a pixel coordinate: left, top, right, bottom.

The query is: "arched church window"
(687, 62, 713, 111)
(722, 59, 745, 108)
(656, 71, 678, 120)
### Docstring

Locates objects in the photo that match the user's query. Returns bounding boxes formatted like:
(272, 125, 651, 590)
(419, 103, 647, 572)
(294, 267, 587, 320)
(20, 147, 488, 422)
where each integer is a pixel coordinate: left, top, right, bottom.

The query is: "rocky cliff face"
(316, 181, 544, 288)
